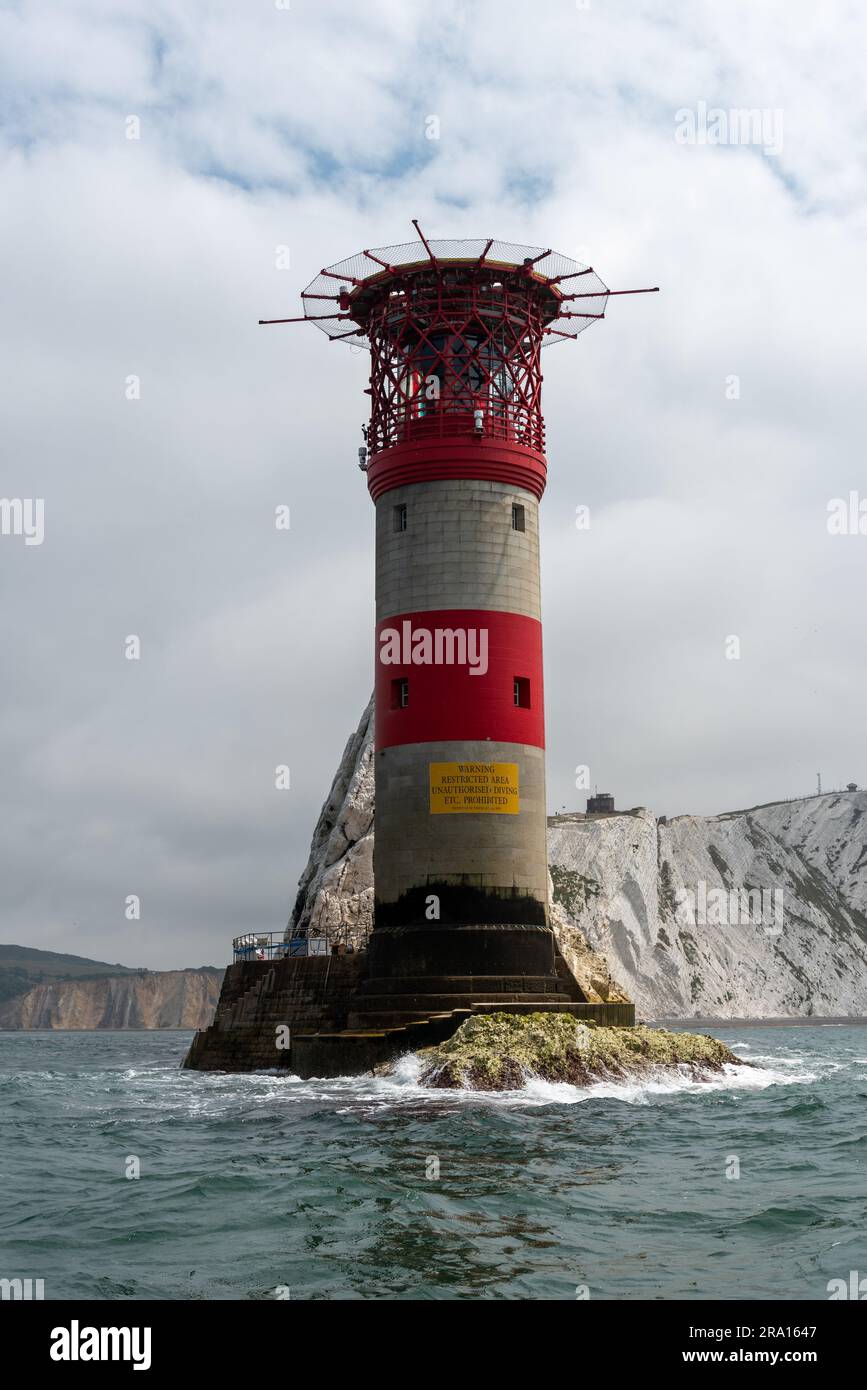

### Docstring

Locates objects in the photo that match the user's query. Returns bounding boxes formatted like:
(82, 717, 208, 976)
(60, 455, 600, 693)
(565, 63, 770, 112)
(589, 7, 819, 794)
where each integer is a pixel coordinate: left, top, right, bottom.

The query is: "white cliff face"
(286, 696, 374, 945)
(288, 705, 867, 1017)
(548, 810, 661, 1008)
(548, 795, 867, 1018)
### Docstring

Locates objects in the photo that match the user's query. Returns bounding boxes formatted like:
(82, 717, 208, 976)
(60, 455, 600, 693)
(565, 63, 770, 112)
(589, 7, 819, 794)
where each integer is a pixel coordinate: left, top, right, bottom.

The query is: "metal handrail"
(232, 929, 369, 963)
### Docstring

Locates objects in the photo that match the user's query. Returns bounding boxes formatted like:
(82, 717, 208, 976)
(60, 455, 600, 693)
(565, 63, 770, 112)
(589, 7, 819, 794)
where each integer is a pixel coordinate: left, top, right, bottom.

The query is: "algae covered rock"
(415, 1012, 743, 1091)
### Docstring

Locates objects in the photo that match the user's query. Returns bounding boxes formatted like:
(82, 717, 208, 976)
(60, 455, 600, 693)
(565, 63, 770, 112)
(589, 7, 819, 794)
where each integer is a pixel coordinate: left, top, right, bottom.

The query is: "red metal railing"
(372, 405, 546, 454)
(364, 273, 548, 457)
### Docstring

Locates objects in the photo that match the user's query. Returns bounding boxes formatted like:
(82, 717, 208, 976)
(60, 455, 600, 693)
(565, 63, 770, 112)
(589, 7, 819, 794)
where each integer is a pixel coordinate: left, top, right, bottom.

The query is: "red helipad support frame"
(261, 223, 657, 469)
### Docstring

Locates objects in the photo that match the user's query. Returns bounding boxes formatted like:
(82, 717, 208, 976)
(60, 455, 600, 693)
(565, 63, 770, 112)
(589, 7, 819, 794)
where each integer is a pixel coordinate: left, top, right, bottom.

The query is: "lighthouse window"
(393, 503, 407, 532)
(511, 503, 525, 532)
(391, 677, 409, 709)
(514, 677, 531, 708)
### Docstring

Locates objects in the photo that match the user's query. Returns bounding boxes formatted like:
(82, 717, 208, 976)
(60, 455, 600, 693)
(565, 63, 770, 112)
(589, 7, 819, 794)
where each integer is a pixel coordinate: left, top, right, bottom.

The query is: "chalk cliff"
(287, 702, 867, 1018)
(286, 695, 375, 947)
(0, 968, 222, 1030)
(548, 797, 867, 1018)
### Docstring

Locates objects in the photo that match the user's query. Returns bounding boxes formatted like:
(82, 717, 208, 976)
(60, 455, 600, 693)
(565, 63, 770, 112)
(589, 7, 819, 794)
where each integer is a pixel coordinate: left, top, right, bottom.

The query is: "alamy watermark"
(0, 498, 44, 545)
(827, 491, 867, 536)
(675, 102, 783, 156)
(50, 1322, 151, 1370)
(676, 882, 784, 935)
(379, 621, 488, 676)
(828, 1271, 867, 1299)
(1, 1276, 44, 1299)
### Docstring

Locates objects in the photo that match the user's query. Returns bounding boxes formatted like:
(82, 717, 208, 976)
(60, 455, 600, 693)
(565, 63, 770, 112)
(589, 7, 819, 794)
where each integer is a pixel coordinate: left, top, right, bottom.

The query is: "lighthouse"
(261, 224, 656, 1019)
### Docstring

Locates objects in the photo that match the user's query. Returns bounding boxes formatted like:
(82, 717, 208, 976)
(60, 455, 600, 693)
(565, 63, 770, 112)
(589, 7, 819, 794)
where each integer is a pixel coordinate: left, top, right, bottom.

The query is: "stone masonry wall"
(184, 954, 367, 1071)
(375, 479, 541, 622)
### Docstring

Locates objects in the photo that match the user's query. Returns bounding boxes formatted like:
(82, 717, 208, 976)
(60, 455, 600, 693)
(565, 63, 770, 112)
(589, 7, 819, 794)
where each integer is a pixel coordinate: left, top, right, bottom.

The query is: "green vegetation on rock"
(549, 864, 601, 917)
(415, 1012, 742, 1091)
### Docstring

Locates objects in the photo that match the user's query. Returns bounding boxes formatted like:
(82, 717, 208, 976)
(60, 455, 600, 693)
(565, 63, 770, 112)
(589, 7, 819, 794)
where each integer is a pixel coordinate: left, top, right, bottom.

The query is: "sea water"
(1, 1025, 865, 1300)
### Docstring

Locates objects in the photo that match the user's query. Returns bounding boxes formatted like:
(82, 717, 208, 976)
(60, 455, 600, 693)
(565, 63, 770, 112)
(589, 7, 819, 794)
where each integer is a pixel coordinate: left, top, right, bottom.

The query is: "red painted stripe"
(367, 437, 547, 502)
(375, 609, 545, 749)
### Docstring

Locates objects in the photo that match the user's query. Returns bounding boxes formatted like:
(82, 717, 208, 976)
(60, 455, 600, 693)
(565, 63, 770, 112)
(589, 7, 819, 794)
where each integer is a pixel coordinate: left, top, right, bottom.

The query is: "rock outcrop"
(286, 696, 374, 948)
(287, 701, 867, 1019)
(415, 1012, 742, 1090)
(0, 968, 223, 1030)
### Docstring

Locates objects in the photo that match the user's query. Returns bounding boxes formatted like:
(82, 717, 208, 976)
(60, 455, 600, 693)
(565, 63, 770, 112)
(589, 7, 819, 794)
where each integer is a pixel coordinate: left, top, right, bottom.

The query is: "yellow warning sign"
(429, 762, 519, 815)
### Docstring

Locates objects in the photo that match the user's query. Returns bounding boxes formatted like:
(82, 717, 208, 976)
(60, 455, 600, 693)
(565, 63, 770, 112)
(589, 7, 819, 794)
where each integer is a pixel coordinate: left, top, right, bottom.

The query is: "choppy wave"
(2, 1025, 866, 1300)
(0, 1040, 818, 1116)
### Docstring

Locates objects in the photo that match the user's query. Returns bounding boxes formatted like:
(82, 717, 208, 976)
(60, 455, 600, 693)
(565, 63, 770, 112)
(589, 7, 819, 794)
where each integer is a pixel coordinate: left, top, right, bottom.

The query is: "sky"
(1, 0, 865, 970)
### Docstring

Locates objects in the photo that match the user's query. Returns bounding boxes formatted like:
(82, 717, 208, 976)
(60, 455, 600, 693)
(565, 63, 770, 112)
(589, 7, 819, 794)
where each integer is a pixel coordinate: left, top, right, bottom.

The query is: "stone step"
(470, 1001, 595, 1016)
(324, 1000, 598, 1038)
(296, 1009, 470, 1043)
(347, 1000, 586, 1029)
(354, 990, 572, 1013)
(350, 1001, 595, 1023)
(360, 974, 573, 997)
(346, 1010, 463, 1029)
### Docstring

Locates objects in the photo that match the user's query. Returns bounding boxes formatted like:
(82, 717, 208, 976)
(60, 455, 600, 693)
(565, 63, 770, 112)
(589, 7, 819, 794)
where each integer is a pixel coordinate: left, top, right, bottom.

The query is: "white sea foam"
(318, 1055, 808, 1110)
(512, 1061, 806, 1106)
(745, 1051, 832, 1082)
(106, 1047, 815, 1117)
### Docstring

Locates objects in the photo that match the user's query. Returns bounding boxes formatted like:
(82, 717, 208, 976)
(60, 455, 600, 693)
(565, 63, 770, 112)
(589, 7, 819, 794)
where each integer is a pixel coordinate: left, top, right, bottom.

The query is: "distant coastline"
(0, 946, 221, 1030)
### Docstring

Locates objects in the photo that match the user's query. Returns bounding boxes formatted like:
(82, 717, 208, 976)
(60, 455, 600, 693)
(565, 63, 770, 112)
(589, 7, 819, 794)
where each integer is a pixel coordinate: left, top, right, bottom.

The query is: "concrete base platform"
(183, 948, 635, 1077)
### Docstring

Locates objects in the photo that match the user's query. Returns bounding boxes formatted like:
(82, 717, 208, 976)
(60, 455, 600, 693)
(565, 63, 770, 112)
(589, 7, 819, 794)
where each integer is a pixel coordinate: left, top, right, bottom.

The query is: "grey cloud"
(1, 0, 864, 968)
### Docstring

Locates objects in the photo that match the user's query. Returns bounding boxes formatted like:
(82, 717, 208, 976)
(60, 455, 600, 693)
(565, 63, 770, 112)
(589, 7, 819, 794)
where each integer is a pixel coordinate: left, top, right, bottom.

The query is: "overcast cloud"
(1, 0, 865, 969)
